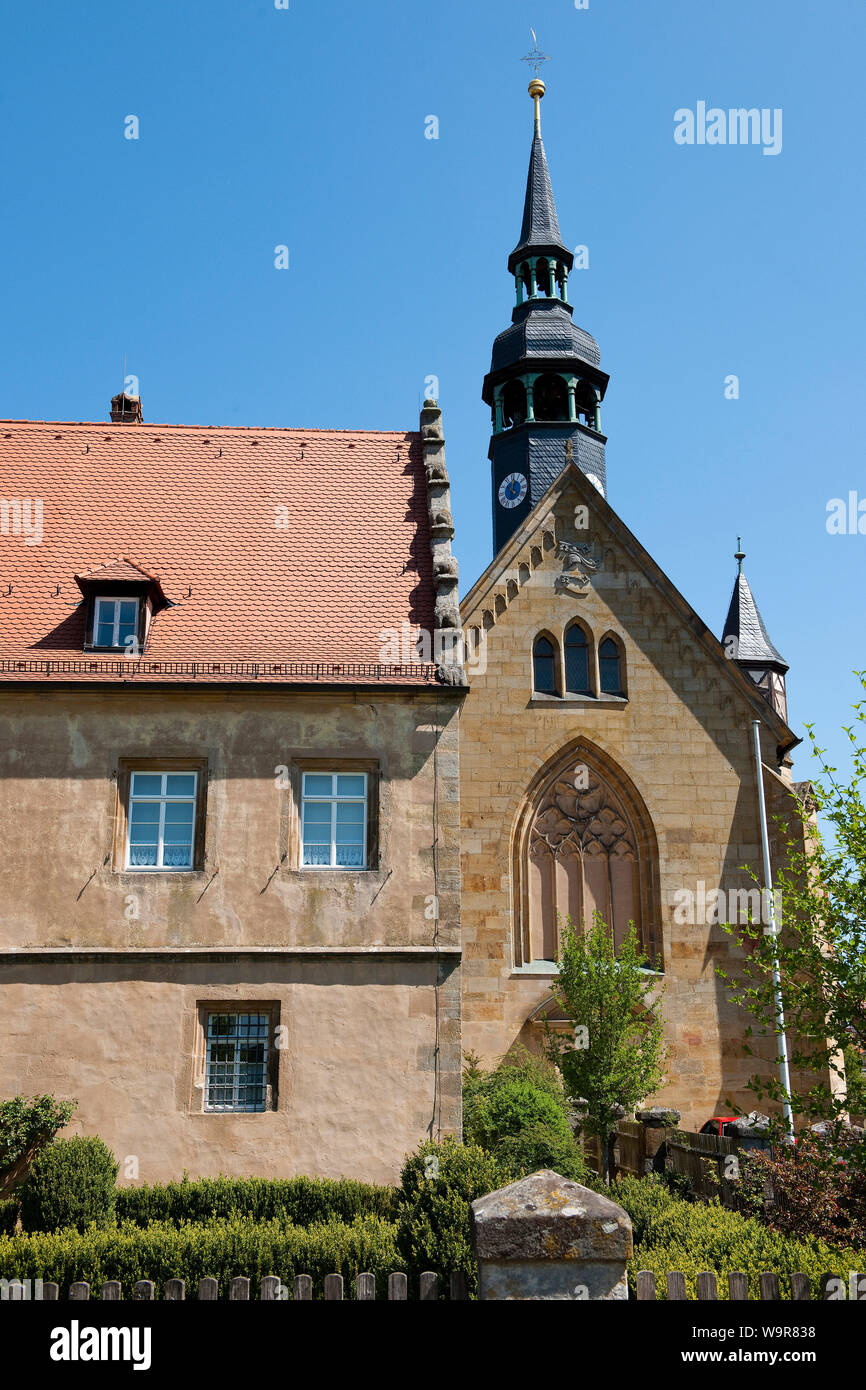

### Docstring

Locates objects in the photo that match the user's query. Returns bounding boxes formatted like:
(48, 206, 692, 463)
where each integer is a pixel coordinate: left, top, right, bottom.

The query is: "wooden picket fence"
(3, 1269, 863, 1301)
(583, 1123, 749, 1207)
(2, 1271, 467, 1301)
(636, 1271, 866, 1301)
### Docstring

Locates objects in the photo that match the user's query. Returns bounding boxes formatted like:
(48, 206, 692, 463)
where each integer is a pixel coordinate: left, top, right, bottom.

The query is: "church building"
(0, 71, 823, 1185)
(459, 77, 812, 1128)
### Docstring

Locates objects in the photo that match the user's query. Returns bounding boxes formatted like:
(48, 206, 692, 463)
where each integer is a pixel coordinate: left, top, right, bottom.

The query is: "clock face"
(498, 472, 528, 509)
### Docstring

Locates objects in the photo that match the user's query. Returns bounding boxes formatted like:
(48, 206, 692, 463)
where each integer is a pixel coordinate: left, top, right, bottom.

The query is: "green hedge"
(0, 1200, 19, 1237)
(611, 1176, 864, 1300)
(396, 1137, 504, 1296)
(0, 1214, 401, 1299)
(21, 1137, 118, 1234)
(114, 1174, 397, 1230)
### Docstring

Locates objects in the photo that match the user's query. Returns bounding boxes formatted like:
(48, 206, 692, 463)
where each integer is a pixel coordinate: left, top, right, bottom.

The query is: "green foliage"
(611, 1175, 862, 1300)
(395, 1137, 505, 1295)
(494, 1126, 590, 1183)
(20, 1137, 118, 1234)
(0, 1095, 76, 1180)
(719, 674, 866, 1160)
(607, 1174, 679, 1244)
(115, 1174, 397, 1229)
(546, 917, 667, 1182)
(462, 1048, 589, 1183)
(0, 1199, 19, 1236)
(841, 1043, 866, 1121)
(0, 1214, 400, 1299)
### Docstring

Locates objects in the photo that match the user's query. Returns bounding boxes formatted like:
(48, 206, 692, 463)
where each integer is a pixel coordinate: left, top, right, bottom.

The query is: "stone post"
(471, 1169, 632, 1301)
(635, 1107, 681, 1174)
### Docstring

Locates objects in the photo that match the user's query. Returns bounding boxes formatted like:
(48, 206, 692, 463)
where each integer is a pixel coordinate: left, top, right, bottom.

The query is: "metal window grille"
(205, 1012, 269, 1113)
(301, 772, 367, 868)
(126, 770, 197, 869)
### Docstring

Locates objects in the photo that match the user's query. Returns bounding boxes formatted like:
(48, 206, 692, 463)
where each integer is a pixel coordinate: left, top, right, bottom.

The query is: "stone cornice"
(0, 946, 461, 962)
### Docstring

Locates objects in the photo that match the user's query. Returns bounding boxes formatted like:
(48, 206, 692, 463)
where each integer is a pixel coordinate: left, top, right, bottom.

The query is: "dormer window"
(94, 596, 140, 651)
(74, 558, 168, 655)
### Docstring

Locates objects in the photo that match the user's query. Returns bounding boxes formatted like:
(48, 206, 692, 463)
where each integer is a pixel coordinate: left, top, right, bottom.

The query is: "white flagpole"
(752, 719, 795, 1141)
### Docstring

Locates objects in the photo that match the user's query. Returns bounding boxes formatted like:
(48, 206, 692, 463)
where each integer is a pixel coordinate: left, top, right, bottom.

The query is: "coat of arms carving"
(554, 541, 600, 596)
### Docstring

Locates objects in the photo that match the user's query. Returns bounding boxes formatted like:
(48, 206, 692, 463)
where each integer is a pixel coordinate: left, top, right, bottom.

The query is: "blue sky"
(1, 0, 863, 785)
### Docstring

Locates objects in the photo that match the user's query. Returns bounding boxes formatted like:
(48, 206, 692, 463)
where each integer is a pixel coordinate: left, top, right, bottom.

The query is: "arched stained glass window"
(532, 635, 558, 694)
(565, 624, 591, 694)
(599, 637, 623, 695)
(518, 749, 658, 968)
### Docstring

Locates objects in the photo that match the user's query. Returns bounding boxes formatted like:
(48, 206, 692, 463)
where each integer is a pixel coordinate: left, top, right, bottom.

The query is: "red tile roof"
(0, 420, 438, 685)
(75, 558, 163, 585)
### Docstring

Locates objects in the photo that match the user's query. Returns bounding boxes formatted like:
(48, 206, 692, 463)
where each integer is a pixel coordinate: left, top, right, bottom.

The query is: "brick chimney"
(110, 392, 143, 424)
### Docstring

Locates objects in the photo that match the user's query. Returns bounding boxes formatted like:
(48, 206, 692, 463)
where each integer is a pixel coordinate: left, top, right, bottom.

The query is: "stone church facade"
(458, 79, 808, 1129)
(0, 77, 816, 1183)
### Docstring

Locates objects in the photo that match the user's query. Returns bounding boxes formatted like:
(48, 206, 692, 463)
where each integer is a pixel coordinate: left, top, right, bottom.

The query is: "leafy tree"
(545, 916, 667, 1185)
(719, 674, 866, 1163)
(0, 1095, 76, 1195)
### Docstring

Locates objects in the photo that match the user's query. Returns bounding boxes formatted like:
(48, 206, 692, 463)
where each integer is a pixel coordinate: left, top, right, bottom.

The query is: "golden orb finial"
(528, 78, 546, 132)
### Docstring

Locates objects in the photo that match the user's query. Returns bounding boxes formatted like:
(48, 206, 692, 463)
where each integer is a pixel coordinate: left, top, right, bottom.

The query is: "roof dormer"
(75, 558, 168, 654)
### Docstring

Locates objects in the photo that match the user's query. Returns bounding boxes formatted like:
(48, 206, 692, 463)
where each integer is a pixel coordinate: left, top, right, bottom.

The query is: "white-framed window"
(301, 771, 367, 868)
(204, 1012, 269, 1113)
(94, 596, 140, 650)
(126, 771, 197, 870)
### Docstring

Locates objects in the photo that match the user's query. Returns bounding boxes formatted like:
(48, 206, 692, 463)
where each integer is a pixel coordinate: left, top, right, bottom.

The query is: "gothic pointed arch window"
(532, 634, 559, 694)
(564, 621, 593, 695)
(515, 745, 659, 969)
(599, 634, 625, 696)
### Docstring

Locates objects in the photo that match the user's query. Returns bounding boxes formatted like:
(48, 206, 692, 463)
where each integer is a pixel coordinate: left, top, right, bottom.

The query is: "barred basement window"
(301, 771, 367, 868)
(204, 1012, 269, 1113)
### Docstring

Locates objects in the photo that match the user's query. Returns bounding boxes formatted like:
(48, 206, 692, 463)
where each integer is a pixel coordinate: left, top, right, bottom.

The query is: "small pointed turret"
(722, 539, 789, 721)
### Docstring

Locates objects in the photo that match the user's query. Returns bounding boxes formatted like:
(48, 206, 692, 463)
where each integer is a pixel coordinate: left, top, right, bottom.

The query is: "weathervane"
(521, 29, 550, 80)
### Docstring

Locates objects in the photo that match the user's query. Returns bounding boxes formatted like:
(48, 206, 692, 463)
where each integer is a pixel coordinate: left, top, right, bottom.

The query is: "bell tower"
(483, 74, 610, 556)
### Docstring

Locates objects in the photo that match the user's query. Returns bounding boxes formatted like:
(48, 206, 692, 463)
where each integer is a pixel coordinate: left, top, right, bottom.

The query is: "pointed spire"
(722, 541, 787, 668)
(508, 79, 571, 272)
